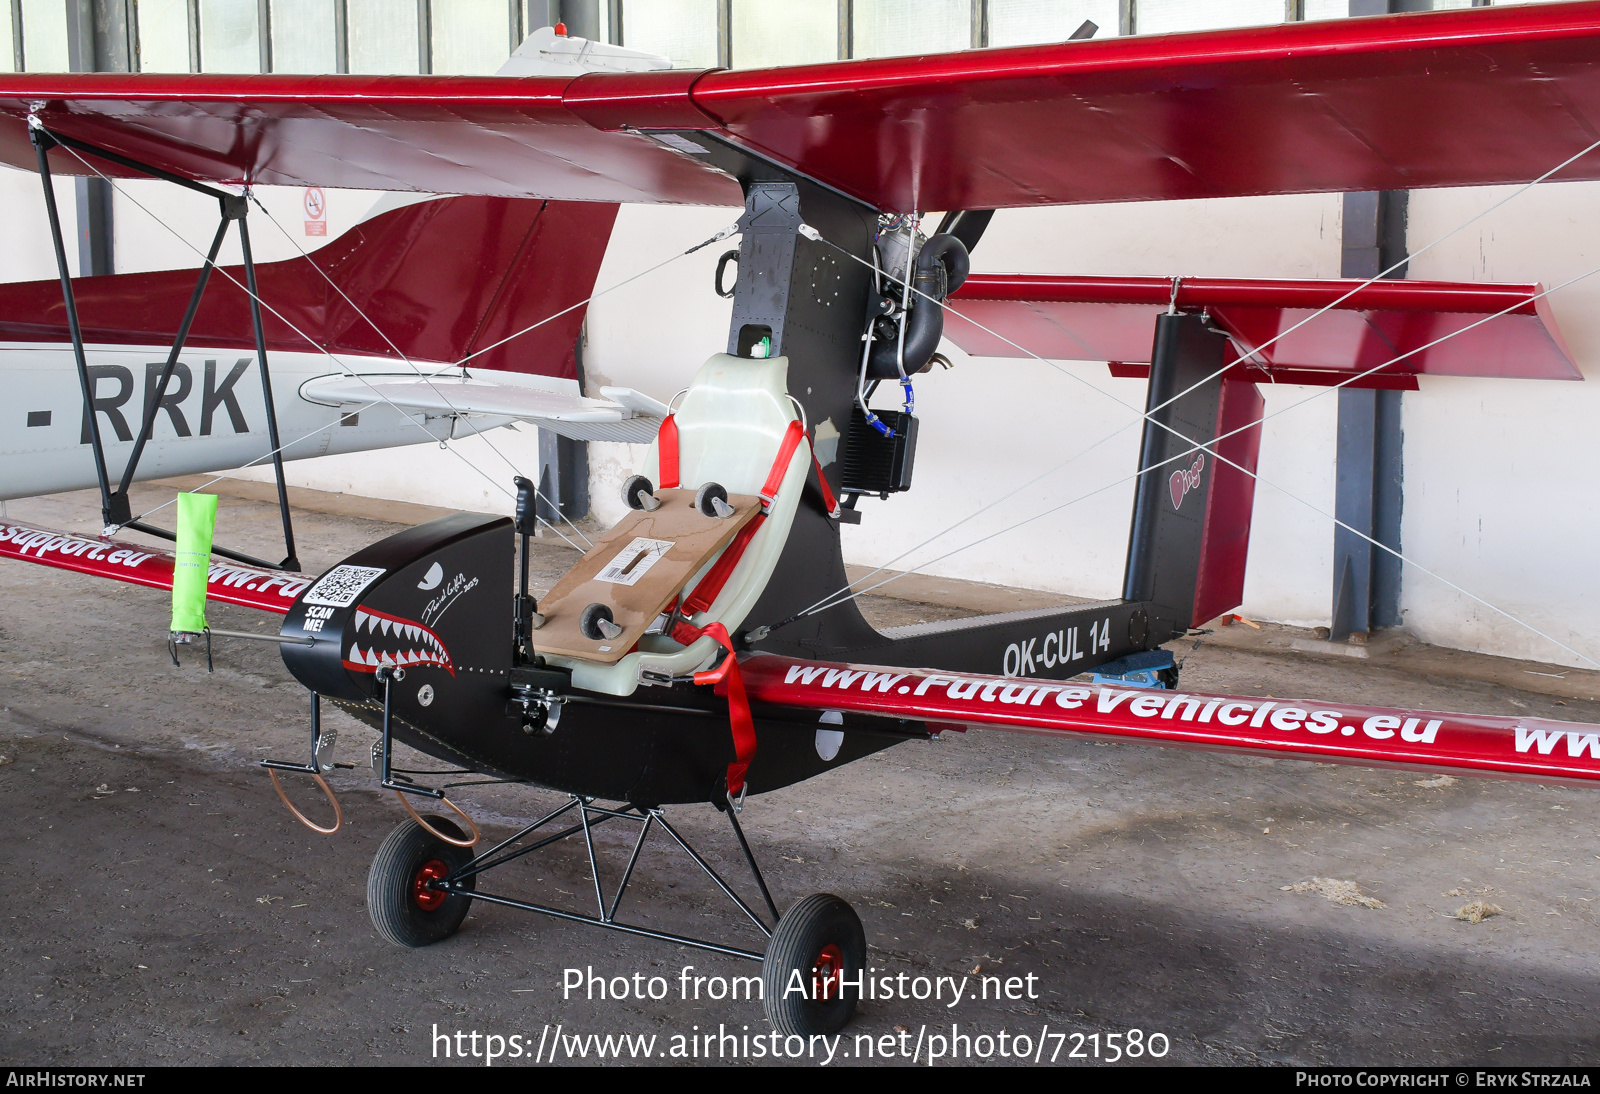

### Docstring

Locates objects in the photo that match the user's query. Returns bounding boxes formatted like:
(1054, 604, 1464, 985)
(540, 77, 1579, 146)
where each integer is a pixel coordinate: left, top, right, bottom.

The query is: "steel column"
(66, 1, 134, 278)
(1331, 46, 1407, 641)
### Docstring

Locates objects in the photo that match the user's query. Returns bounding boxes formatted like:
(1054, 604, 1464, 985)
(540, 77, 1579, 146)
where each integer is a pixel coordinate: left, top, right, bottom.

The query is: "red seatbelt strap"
(680, 514, 765, 617)
(657, 415, 680, 489)
(670, 620, 755, 798)
(810, 449, 839, 517)
(773, 420, 839, 517)
(665, 420, 826, 798)
(678, 418, 809, 617)
(759, 420, 806, 508)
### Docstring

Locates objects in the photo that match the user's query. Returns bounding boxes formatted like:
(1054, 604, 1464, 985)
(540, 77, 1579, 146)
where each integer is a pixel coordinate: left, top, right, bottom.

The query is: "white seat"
(545, 353, 811, 695)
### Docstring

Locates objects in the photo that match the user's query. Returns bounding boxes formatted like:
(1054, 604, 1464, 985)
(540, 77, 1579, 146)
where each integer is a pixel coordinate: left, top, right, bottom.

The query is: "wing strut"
(28, 120, 299, 571)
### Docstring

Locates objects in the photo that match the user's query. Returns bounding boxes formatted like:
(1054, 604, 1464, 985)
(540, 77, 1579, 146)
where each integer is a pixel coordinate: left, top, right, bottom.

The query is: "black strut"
(237, 209, 299, 571)
(30, 125, 117, 528)
(513, 475, 539, 662)
(28, 120, 300, 570)
(114, 215, 233, 513)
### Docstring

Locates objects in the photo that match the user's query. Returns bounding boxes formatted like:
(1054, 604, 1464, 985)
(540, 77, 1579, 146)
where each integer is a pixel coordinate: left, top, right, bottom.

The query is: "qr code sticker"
(303, 564, 386, 608)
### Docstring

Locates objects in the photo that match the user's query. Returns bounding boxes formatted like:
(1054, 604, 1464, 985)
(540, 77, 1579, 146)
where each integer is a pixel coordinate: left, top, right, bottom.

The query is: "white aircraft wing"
(299, 374, 669, 445)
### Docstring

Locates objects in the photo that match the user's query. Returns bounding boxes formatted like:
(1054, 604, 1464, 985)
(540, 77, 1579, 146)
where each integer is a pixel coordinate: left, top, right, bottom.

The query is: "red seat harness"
(655, 413, 836, 798)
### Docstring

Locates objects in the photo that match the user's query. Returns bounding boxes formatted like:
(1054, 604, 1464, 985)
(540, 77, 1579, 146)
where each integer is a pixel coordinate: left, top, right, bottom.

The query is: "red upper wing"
(2, 4, 1600, 210)
(0, 70, 740, 204)
(694, 2, 1600, 211)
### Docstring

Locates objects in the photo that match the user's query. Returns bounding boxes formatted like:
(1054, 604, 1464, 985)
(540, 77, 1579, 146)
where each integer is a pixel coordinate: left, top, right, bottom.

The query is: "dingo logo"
(1169, 454, 1205, 510)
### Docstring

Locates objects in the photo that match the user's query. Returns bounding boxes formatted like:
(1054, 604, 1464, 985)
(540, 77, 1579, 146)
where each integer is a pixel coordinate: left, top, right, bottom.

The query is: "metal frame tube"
(725, 805, 780, 924)
(606, 813, 653, 923)
(29, 122, 300, 569)
(115, 216, 232, 502)
(237, 214, 299, 571)
(30, 126, 114, 526)
(470, 798, 580, 868)
(655, 814, 772, 938)
(435, 794, 778, 958)
(456, 889, 764, 961)
(118, 519, 286, 571)
(42, 126, 233, 201)
(578, 799, 607, 916)
(374, 669, 442, 800)
(463, 817, 615, 874)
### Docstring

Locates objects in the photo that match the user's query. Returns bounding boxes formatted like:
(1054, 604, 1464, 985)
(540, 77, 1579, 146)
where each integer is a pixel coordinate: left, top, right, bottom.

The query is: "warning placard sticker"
(596, 537, 674, 586)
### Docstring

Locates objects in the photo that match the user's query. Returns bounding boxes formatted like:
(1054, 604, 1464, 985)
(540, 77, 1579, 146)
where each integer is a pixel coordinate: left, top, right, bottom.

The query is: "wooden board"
(532, 488, 763, 663)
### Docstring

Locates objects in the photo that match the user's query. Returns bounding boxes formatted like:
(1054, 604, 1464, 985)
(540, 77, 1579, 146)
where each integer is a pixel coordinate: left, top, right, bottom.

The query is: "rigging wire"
(244, 192, 597, 548)
(54, 144, 580, 543)
(449, 224, 737, 370)
(783, 226, 1600, 671)
(57, 144, 733, 547)
(1138, 132, 1600, 425)
(790, 136, 1600, 623)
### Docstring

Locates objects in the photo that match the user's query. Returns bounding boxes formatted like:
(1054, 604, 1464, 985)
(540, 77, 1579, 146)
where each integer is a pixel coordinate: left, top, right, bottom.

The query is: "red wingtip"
(553, 21, 567, 36)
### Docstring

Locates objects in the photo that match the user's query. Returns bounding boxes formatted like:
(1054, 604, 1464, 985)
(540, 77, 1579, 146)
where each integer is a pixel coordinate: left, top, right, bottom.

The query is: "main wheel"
(367, 816, 478, 947)
(761, 893, 866, 1036)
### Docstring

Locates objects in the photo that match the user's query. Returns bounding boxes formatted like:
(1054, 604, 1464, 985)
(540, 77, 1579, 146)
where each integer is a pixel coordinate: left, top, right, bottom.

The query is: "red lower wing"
(741, 654, 1600, 786)
(0, 521, 307, 614)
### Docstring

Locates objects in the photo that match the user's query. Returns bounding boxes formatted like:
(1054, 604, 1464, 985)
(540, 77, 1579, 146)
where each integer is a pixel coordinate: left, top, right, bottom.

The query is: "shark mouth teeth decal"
(342, 606, 454, 676)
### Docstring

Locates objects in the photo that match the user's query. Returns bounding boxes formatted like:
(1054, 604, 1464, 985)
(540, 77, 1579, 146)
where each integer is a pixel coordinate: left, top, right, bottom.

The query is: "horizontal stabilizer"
(0, 195, 618, 382)
(298, 373, 668, 444)
(946, 274, 1579, 386)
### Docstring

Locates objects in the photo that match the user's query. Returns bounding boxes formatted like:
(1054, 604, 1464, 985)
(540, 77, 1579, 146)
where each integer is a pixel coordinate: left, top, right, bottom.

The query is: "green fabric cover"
(170, 492, 217, 634)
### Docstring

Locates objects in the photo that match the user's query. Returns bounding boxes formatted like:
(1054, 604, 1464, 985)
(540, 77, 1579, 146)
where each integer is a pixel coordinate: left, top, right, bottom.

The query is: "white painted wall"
(1399, 182, 1600, 667)
(4, 157, 1598, 668)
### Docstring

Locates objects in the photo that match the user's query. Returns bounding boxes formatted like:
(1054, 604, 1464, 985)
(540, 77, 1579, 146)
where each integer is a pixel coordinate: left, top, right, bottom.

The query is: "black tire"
(367, 817, 477, 947)
(694, 481, 728, 518)
(579, 602, 615, 641)
(622, 474, 655, 510)
(761, 893, 866, 1037)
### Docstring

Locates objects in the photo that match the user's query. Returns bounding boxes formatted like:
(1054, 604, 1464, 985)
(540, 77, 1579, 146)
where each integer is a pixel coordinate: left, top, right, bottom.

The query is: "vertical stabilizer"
(1124, 313, 1262, 639)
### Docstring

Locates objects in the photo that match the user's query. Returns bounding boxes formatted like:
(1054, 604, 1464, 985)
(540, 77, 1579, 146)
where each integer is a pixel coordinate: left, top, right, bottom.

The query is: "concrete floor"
(3, 483, 1599, 1066)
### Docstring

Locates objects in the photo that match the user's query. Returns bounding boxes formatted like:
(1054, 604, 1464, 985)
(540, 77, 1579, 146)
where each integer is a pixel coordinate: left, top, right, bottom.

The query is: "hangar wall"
(2, 0, 1596, 672)
(211, 180, 1597, 670)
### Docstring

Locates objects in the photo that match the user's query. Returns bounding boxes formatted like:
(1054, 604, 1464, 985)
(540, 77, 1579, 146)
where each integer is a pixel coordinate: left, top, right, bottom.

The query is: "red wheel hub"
(413, 859, 451, 912)
(813, 942, 845, 1001)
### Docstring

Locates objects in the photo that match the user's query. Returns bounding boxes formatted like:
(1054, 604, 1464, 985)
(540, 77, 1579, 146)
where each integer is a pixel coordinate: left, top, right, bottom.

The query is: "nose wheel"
(367, 816, 478, 947)
(761, 893, 866, 1036)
